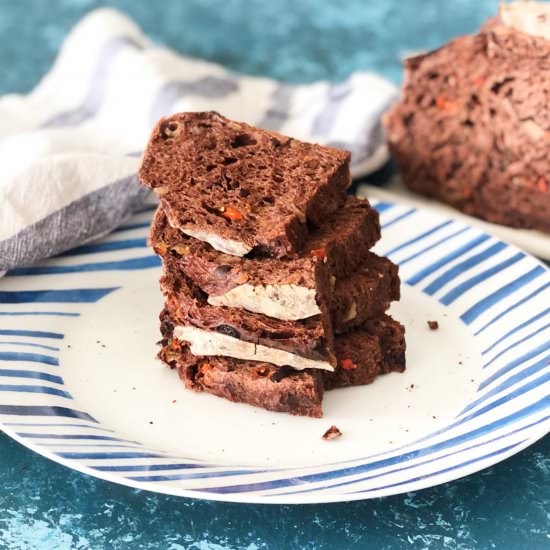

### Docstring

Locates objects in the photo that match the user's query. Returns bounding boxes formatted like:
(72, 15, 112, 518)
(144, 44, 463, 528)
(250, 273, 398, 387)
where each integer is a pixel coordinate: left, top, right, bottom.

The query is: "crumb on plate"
(322, 425, 343, 440)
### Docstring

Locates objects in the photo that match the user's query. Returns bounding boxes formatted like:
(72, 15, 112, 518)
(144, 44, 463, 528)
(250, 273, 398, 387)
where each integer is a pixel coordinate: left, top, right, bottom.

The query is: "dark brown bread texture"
(384, 21, 550, 233)
(159, 245, 399, 361)
(139, 111, 352, 257)
(331, 254, 400, 333)
(160, 260, 335, 364)
(167, 346, 325, 418)
(151, 204, 396, 329)
(301, 196, 382, 278)
(158, 312, 405, 417)
(150, 206, 324, 300)
(149, 195, 381, 293)
(324, 314, 406, 390)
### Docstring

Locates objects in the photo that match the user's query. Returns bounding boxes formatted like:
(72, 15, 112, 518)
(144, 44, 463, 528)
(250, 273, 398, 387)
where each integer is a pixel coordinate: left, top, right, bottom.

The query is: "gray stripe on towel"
(311, 80, 353, 136)
(0, 175, 151, 271)
(42, 36, 145, 128)
(149, 76, 239, 126)
(257, 83, 295, 131)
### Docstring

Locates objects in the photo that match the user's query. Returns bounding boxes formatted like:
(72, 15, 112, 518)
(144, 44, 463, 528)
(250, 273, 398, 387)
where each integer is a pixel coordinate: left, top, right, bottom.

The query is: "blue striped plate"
(0, 199, 548, 503)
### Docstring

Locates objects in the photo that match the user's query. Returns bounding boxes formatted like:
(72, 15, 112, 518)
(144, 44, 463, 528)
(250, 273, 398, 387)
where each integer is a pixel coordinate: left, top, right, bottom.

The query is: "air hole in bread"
(231, 133, 257, 148)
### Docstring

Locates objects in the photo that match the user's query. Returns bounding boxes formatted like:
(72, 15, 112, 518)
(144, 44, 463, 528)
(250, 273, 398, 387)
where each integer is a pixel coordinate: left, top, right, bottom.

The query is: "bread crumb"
(322, 425, 343, 440)
(427, 320, 439, 330)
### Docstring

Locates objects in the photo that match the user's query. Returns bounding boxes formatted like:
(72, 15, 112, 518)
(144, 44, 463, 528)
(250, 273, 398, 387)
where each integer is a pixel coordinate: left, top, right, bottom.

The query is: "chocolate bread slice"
(151, 201, 397, 326)
(330, 255, 399, 333)
(139, 111, 352, 257)
(158, 312, 405, 417)
(384, 4, 550, 234)
(324, 315, 406, 390)
(161, 265, 336, 371)
(164, 346, 325, 418)
(160, 249, 399, 370)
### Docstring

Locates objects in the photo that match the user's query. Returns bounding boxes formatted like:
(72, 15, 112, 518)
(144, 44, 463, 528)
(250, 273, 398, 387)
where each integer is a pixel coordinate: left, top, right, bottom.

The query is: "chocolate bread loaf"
(384, 2, 550, 233)
(158, 312, 405, 417)
(330, 255, 400, 333)
(160, 243, 400, 370)
(152, 203, 397, 326)
(139, 111, 352, 257)
(160, 266, 336, 371)
(150, 196, 382, 321)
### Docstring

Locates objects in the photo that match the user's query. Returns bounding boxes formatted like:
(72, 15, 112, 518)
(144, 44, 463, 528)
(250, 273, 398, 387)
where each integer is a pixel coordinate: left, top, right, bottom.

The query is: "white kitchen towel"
(0, 8, 398, 271)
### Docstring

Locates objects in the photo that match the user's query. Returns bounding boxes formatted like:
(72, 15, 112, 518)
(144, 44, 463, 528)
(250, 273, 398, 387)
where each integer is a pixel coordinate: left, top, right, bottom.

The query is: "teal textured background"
(0, 0, 548, 548)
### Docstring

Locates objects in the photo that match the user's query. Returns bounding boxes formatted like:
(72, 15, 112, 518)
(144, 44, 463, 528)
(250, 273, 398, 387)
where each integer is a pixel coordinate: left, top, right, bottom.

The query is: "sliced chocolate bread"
(158, 312, 405, 417)
(160, 247, 399, 371)
(139, 111, 352, 257)
(163, 345, 325, 418)
(160, 266, 335, 371)
(151, 201, 397, 326)
(324, 315, 406, 390)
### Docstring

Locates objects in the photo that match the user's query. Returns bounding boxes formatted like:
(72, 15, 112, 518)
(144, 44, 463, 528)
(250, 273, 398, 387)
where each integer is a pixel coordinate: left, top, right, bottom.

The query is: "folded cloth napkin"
(0, 8, 397, 272)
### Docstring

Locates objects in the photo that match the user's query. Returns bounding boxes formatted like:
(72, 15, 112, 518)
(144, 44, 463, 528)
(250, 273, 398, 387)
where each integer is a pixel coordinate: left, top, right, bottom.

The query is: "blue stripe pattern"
(16, 433, 139, 444)
(0, 311, 80, 317)
(7, 255, 160, 276)
(93, 463, 209, 472)
(113, 222, 151, 233)
(0, 288, 119, 303)
(0, 405, 96, 422)
(407, 234, 491, 286)
(0, 342, 60, 351)
(0, 201, 548, 503)
(195, 398, 549, 495)
(459, 368, 550, 417)
(461, 267, 545, 324)
(127, 470, 263, 483)
(424, 241, 507, 295)
(480, 348, 550, 390)
(0, 329, 63, 339)
(0, 352, 59, 366)
(439, 252, 525, 306)
(0, 370, 64, 384)
(483, 322, 550, 369)
(397, 227, 470, 267)
(55, 451, 169, 460)
(59, 238, 148, 256)
(473, 282, 550, 336)
(385, 220, 453, 257)
(482, 308, 550, 355)
(0, 385, 72, 399)
(380, 208, 416, 229)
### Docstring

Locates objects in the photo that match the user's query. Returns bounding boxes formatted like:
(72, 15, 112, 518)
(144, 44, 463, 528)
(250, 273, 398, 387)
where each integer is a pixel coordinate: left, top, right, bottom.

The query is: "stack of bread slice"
(139, 111, 405, 417)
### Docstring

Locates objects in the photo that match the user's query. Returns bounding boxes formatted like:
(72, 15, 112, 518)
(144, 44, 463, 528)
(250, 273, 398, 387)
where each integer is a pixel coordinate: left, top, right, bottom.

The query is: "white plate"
(0, 200, 548, 504)
(359, 180, 550, 260)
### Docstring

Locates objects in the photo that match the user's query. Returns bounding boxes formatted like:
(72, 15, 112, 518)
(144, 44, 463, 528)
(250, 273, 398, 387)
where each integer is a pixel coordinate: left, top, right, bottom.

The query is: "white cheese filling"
(181, 228, 251, 257)
(173, 325, 334, 372)
(207, 283, 321, 321)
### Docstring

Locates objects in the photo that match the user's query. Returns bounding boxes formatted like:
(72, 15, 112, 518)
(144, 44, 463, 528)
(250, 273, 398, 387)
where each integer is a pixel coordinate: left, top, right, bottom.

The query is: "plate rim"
(2, 424, 547, 504)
